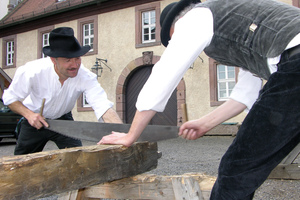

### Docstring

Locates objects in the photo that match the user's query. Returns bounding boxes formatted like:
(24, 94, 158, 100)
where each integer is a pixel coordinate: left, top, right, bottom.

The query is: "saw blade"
(45, 119, 179, 143)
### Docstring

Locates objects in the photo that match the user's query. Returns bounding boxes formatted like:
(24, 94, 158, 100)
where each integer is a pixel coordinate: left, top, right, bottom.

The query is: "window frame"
(38, 26, 54, 58)
(135, 2, 161, 48)
(77, 93, 93, 112)
(209, 58, 239, 106)
(2, 35, 17, 69)
(78, 15, 98, 56)
(6, 41, 14, 66)
(293, 0, 300, 7)
(77, 16, 98, 112)
(142, 10, 156, 43)
(82, 23, 94, 51)
(217, 64, 236, 101)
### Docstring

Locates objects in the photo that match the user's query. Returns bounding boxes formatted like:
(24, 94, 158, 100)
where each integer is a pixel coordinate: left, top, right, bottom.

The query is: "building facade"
(0, 0, 299, 126)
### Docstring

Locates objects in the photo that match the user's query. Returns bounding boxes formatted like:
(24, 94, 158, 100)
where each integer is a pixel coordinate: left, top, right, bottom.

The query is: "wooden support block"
(269, 143, 300, 180)
(268, 163, 300, 180)
(280, 143, 300, 164)
(206, 124, 239, 136)
(57, 190, 81, 200)
(172, 176, 203, 200)
(72, 173, 216, 200)
(0, 142, 159, 200)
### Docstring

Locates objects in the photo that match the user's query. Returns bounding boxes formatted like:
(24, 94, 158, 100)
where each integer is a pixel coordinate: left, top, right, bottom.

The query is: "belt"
(285, 44, 300, 58)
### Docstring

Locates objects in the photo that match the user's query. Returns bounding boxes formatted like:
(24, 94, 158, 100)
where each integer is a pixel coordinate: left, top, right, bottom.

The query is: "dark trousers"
(210, 46, 300, 199)
(14, 112, 82, 155)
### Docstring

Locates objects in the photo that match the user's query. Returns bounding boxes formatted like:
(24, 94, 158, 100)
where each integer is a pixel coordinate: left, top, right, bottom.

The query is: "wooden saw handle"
(181, 103, 188, 123)
(40, 98, 46, 117)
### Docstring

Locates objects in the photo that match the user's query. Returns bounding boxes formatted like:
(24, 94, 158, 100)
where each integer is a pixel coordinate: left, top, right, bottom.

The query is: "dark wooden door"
(125, 65, 177, 126)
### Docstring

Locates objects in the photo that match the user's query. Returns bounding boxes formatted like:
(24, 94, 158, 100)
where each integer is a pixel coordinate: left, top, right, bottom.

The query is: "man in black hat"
(3, 27, 122, 155)
(99, 0, 300, 199)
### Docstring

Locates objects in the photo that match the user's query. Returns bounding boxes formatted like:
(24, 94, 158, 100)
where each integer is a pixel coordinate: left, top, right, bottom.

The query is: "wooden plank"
(71, 173, 216, 200)
(280, 143, 300, 164)
(172, 176, 203, 200)
(268, 163, 300, 180)
(0, 142, 159, 200)
(58, 190, 81, 200)
(206, 124, 239, 136)
(268, 143, 300, 180)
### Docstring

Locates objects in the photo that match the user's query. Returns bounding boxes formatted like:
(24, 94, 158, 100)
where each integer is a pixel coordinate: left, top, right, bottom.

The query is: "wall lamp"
(91, 58, 112, 77)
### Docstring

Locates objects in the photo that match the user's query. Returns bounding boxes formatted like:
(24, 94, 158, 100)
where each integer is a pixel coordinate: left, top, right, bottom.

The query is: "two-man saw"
(45, 119, 179, 142)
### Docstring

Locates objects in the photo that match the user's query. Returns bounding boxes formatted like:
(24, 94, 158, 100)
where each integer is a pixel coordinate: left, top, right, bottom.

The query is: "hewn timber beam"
(268, 163, 300, 180)
(0, 142, 159, 200)
(71, 173, 216, 200)
(268, 143, 300, 180)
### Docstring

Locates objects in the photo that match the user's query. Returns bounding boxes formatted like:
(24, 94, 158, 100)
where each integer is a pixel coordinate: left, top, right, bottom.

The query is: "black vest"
(197, 0, 300, 80)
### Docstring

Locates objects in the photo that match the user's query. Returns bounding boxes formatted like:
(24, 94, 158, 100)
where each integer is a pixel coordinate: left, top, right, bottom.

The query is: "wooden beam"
(206, 124, 239, 136)
(280, 143, 300, 164)
(172, 176, 203, 200)
(0, 142, 159, 200)
(268, 163, 300, 180)
(269, 143, 300, 180)
(67, 173, 216, 200)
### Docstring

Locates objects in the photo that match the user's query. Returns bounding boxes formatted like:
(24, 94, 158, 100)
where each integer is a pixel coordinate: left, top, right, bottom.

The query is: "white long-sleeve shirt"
(3, 57, 113, 120)
(136, 7, 300, 112)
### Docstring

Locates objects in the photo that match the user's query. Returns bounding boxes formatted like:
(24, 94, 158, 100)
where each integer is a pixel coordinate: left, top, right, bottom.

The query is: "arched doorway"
(125, 65, 177, 125)
(115, 51, 186, 126)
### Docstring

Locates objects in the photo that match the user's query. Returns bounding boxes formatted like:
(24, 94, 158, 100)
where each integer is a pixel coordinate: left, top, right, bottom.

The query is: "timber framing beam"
(58, 173, 216, 200)
(269, 143, 300, 180)
(0, 142, 159, 200)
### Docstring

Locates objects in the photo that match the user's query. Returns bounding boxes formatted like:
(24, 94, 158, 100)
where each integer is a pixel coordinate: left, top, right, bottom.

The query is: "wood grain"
(0, 142, 159, 200)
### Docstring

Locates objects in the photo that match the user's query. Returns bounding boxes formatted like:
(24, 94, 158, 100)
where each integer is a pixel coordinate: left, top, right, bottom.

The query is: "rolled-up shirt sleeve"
(3, 64, 31, 105)
(230, 68, 263, 111)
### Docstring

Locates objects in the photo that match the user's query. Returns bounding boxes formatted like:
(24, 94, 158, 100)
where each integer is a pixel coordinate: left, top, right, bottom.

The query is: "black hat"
(160, 0, 201, 47)
(43, 27, 91, 58)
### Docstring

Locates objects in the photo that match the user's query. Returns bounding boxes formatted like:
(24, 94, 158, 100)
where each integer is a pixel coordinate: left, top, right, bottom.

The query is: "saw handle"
(40, 98, 46, 117)
(181, 103, 188, 123)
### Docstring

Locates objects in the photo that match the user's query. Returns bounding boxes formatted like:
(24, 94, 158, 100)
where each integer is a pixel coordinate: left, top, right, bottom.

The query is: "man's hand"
(179, 99, 247, 140)
(98, 110, 157, 147)
(27, 113, 48, 129)
(179, 119, 211, 140)
(97, 131, 134, 147)
(8, 100, 49, 129)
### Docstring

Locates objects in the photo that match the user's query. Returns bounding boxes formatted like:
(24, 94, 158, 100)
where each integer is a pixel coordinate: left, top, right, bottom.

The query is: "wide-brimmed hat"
(43, 27, 90, 58)
(160, 0, 201, 47)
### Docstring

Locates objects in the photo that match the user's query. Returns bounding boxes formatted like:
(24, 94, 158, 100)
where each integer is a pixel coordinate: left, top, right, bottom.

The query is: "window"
(209, 58, 238, 106)
(42, 33, 50, 58)
(2, 35, 16, 69)
(78, 16, 98, 56)
(77, 16, 97, 112)
(82, 94, 91, 108)
(217, 64, 236, 101)
(142, 10, 156, 43)
(6, 41, 14, 66)
(77, 93, 93, 112)
(83, 23, 94, 51)
(135, 2, 161, 48)
(38, 26, 54, 58)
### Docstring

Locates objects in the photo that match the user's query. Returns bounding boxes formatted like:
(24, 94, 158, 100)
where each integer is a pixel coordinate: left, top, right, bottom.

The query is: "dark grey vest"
(197, 0, 300, 80)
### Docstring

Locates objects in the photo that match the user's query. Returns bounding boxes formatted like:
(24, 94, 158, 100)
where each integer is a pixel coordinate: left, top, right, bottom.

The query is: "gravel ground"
(1, 136, 299, 200)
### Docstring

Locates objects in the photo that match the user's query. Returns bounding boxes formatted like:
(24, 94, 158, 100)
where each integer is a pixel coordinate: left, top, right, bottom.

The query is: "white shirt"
(136, 7, 300, 112)
(3, 57, 113, 120)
